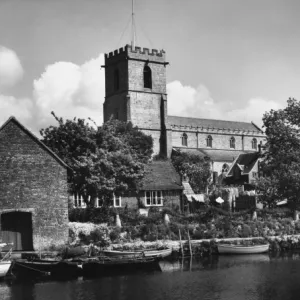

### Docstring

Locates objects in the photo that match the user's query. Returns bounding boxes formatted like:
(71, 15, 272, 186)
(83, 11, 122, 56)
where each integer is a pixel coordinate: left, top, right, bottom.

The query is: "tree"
(40, 112, 153, 204)
(171, 150, 211, 193)
(257, 98, 300, 206)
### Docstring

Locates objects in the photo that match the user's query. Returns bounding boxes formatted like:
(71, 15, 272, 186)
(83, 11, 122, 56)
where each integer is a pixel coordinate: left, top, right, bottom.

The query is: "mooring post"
(187, 230, 193, 257)
(179, 229, 184, 257)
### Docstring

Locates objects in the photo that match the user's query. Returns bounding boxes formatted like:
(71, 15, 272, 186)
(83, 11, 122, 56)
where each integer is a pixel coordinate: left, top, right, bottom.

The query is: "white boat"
(0, 261, 12, 278)
(102, 247, 172, 259)
(217, 243, 269, 254)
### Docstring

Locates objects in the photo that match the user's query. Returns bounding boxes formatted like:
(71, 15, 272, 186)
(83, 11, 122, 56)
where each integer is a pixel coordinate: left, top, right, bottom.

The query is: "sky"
(1, 0, 299, 134)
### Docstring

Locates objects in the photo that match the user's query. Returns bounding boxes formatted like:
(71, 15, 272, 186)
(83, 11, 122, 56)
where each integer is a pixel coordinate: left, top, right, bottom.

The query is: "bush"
(109, 228, 121, 242)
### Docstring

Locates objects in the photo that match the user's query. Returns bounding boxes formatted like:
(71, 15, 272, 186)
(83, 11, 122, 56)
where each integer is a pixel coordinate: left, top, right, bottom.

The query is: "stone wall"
(171, 129, 264, 151)
(0, 120, 69, 250)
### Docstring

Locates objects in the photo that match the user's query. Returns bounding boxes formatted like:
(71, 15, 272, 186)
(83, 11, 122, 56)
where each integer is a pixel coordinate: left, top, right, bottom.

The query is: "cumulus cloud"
(0, 46, 24, 91)
(0, 95, 33, 125)
(33, 54, 105, 128)
(167, 80, 282, 128)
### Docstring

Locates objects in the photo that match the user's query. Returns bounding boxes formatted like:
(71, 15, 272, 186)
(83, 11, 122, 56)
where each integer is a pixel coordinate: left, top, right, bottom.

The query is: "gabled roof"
(174, 147, 252, 162)
(0, 116, 70, 169)
(168, 115, 263, 132)
(227, 152, 259, 176)
(138, 160, 183, 191)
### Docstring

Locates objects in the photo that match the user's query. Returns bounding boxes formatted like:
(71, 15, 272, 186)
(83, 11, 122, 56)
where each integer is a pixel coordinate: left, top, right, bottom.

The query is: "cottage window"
(252, 138, 257, 150)
(114, 69, 119, 91)
(143, 66, 152, 89)
(230, 137, 235, 149)
(145, 191, 163, 206)
(181, 133, 188, 146)
(73, 194, 86, 208)
(222, 163, 229, 173)
(206, 135, 213, 148)
(113, 194, 122, 207)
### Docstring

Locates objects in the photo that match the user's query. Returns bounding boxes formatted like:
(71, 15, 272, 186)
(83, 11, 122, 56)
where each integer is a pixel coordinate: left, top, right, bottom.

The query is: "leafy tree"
(171, 150, 211, 193)
(40, 112, 153, 204)
(257, 98, 300, 206)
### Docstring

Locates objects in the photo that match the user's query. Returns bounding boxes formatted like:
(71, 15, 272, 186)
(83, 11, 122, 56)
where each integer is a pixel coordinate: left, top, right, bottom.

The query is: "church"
(103, 44, 265, 178)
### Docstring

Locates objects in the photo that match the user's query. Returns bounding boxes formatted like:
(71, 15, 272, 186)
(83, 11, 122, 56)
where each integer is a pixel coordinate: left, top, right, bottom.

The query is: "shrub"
(109, 228, 121, 242)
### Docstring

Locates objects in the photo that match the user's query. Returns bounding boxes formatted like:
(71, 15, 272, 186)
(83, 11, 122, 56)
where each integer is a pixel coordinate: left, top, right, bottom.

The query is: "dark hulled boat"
(82, 256, 161, 277)
(11, 259, 83, 279)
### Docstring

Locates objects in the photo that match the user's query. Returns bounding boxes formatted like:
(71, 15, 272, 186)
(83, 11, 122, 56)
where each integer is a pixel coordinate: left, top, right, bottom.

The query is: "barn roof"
(168, 115, 263, 133)
(138, 160, 183, 191)
(0, 116, 70, 170)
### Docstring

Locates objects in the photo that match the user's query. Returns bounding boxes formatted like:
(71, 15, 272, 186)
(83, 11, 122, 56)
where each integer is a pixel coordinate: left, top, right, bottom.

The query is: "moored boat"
(0, 261, 12, 278)
(217, 243, 269, 254)
(82, 256, 161, 277)
(102, 247, 172, 259)
(11, 259, 83, 279)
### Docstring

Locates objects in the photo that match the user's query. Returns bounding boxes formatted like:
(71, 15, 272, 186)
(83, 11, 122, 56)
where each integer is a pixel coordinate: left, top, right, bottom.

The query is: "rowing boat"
(102, 247, 172, 259)
(217, 243, 269, 254)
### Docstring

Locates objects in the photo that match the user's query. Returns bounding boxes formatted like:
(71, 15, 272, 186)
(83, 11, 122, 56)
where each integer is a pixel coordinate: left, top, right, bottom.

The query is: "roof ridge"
(0, 116, 70, 170)
(168, 115, 256, 125)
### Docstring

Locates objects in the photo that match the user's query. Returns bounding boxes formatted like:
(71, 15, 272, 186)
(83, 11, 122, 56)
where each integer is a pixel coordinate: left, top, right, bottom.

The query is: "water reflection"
(3, 252, 300, 300)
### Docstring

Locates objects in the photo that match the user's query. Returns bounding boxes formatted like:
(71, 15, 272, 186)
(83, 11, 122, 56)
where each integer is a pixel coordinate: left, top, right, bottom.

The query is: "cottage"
(0, 117, 69, 251)
(119, 160, 183, 212)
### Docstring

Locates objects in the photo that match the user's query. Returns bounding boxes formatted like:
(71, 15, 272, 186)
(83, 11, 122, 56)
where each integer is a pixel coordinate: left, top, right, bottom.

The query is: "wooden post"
(179, 229, 184, 257)
(187, 230, 193, 257)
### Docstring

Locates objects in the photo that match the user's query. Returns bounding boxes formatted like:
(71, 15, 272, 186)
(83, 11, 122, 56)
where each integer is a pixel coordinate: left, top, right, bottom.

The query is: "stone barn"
(0, 117, 69, 251)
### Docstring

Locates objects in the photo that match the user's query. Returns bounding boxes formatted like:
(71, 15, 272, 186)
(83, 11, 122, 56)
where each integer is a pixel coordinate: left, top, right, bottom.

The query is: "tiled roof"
(174, 147, 252, 162)
(168, 116, 262, 132)
(227, 152, 259, 176)
(138, 160, 183, 190)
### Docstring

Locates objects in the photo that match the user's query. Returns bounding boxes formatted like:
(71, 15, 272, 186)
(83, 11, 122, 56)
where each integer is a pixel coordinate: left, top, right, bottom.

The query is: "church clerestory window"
(230, 137, 235, 149)
(252, 138, 257, 150)
(181, 133, 188, 146)
(114, 69, 119, 91)
(143, 65, 152, 89)
(206, 135, 213, 148)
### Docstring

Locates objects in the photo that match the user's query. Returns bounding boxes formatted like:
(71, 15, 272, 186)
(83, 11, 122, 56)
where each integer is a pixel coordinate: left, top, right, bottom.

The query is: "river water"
(2, 253, 300, 300)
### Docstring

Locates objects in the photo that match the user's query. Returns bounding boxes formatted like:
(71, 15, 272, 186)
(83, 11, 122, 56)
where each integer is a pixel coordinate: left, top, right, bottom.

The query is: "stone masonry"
(0, 117, 69, 250)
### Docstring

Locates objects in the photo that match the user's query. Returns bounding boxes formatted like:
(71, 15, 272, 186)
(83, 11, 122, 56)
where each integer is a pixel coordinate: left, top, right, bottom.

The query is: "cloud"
(33, 54, 105, 129)
(0, 95, 33, 125)
(167, 80, 282, 128)
(0, 46, 24, 91)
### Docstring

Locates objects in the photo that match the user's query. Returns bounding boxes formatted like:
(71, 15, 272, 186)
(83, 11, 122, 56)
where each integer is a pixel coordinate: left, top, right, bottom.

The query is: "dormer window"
(181, 133, 188, 146)
(230, 137, 235, 149)
(114, 69, 119, 91)
(206, 135, 213, 148)
(143, 65, 152, 89)
(252, 138, 257, 150)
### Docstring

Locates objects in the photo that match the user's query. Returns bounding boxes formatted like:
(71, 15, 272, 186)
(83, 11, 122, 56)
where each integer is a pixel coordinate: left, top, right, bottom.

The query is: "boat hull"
(82, 257, 161, 277)
(218, 244, 269, 254)
(102, 248, 172, 259)
(0, 261, 11, 278)
(12, 259, 83, 279)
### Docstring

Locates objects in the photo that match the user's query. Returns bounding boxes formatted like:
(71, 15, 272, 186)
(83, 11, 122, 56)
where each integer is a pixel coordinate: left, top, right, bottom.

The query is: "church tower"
(103, 45, 172, 157)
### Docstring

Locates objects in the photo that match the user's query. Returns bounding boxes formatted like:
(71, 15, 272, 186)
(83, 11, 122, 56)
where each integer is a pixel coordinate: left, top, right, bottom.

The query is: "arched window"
(114, 69, 119, 91)
(230, 137, 235, 149)
(181, 133, 188, 146)
(206, 135, 213, 148)
(143, 65, 152, 89)
(252, 138, 257, 150)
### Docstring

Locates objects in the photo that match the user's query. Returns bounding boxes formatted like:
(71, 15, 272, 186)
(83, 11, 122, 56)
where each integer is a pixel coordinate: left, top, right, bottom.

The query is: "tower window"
(143, 65, 152, 89)
(114, 69, 119, 91)
(206, 135, 213, 148)
(252, 138, 257, 150)
(230, 137, 235, 149)
(181, 133, 188, 146)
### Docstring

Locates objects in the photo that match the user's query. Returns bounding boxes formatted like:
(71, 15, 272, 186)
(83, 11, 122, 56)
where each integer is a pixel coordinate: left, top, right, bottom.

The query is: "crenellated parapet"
(105, 44, 166, 64)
